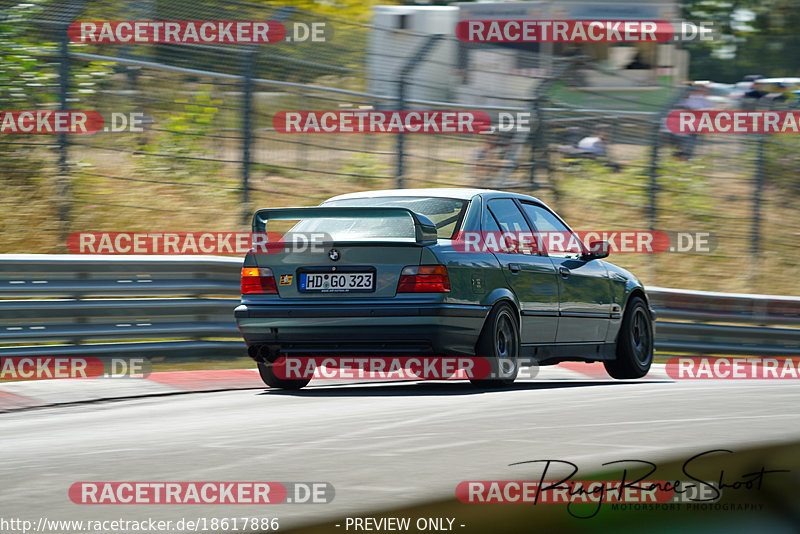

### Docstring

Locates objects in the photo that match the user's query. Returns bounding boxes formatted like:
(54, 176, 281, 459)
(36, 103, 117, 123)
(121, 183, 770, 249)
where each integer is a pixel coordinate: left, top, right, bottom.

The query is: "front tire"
(604, 296, 653, 379)
(470, 302, 520, 387)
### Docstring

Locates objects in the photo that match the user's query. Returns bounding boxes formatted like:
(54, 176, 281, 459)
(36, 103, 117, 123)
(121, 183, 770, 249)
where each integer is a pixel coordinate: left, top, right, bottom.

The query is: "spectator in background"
(576, 130, 608, 157)
(474, 131, 513, 186)
(742, 79, 767, 110)
(744, 81, 767, 100)
(668, 84, 712, 160)
(626, 51, 648, 70)
(662, 103, 691, 161)
(575, 127, 621, 171)
(682, 83, 712, 111)
(767, 82, 798, 107)
(563, 47, 588, 87)
(791, 91, 800, 109)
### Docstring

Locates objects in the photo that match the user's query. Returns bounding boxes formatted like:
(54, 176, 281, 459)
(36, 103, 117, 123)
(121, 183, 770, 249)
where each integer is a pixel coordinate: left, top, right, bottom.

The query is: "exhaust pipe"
(258, 345, 273, 362)
(248, 345, 276, 363)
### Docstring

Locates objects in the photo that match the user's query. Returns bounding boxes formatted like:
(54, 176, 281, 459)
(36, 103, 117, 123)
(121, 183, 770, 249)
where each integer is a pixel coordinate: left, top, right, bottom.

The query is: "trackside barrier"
(647, 286, 800, 356)
(0, 255, 243, 358)
(0, 256, 798, 359)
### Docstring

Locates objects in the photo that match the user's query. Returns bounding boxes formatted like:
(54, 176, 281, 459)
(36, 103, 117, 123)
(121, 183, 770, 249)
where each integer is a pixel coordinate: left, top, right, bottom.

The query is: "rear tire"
(604, 296, 653, 379)
(257, 357, 311, 390)
(470, 302, 520, 387)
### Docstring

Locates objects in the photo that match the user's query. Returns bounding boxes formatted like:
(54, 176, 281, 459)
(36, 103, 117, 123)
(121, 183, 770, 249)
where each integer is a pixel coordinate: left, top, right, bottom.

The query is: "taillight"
(241, 267, 278, 294)
(397, 265, 450, 293)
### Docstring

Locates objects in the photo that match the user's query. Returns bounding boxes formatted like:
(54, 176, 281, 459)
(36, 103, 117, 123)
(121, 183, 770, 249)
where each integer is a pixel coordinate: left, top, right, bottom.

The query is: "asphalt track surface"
(3, 370, 800, 532)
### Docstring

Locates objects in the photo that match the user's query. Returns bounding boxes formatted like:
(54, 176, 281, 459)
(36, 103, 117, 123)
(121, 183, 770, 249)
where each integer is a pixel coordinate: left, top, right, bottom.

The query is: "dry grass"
(1, 132, 797, 295)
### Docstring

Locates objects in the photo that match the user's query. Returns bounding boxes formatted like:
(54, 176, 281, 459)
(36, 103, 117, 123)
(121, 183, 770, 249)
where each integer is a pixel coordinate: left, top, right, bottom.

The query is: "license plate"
(299, 272, 374, 292)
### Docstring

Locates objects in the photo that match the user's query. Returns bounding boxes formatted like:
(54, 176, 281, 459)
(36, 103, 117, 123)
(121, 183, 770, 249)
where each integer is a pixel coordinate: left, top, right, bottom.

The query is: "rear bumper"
(234, 303, 489, 356)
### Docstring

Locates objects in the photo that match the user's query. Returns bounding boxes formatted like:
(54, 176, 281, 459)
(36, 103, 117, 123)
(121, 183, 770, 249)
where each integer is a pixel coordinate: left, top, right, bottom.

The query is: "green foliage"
(555, 158, 647, 220)
(136, 89, 224, 181)
(554, 152, 714, 226)
(1, 1, 115, 188)
(764, 135, 800, 194)
(263, 0, 376, 23)
(655, 155, 714, 218)
(0, 1, 54, 107)
(338, 152, 391, 188)
(683, 0, 800, 81)
(1, 2, 53, 187)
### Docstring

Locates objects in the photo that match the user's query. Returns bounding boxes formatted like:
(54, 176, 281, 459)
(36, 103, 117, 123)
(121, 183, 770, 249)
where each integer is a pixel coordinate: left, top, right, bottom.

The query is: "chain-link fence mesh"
(1, 0, 798, 295)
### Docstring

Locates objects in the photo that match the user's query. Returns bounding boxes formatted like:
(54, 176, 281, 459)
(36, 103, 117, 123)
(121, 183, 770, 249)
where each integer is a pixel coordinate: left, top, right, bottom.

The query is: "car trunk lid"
(249, 207, 437, 299)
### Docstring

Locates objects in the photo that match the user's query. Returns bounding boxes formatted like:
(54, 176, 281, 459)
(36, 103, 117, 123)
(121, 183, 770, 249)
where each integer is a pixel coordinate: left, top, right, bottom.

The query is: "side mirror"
(583, 240, 610, 260)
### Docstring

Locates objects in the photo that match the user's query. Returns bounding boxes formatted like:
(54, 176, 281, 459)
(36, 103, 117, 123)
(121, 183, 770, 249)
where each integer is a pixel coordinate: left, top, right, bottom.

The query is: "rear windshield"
(320, 197, 468, 239)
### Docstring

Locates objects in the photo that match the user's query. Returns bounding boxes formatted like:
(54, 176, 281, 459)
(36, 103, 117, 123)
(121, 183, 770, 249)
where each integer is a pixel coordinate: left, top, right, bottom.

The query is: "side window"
(486, 199, 537, 255)
(482, 205, 501, 232)
(520, 202, 583, 258)
(487, 199, 531, 232)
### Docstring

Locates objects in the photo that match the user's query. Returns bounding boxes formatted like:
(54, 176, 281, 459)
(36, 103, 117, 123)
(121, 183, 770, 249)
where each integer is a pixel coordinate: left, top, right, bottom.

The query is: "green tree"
(682, 0, 800, 81)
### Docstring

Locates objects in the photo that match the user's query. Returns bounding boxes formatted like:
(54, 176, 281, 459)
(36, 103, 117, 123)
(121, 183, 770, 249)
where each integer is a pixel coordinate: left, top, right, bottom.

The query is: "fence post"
(647, 85, 693, 282)
(527, 99, 544, 190)
(751, 126, 766, 289)
(57, 25, 72, 240)
(646, 121, 660, 235)
(523, 56, 581, 202)
(395, 76, 406, 188)
(240, 6, 293, 220)
(644, 114, 661, 281)
(241, 46, 256, 222)
(395, 35, 443, 188)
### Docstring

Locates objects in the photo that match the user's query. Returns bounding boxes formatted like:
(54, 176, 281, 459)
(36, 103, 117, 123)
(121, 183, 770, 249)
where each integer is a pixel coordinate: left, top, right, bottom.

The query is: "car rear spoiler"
(252, 206, 438, 245)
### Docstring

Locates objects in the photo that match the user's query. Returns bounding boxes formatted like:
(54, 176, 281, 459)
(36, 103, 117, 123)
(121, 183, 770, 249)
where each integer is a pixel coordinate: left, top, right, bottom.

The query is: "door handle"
(559, 266, 570, 278)
(508, 263, 521, 274)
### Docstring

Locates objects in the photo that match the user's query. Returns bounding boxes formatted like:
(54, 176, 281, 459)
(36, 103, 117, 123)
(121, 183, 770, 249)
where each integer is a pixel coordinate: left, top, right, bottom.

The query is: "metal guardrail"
(0, 255, 243, 358)
(648, 286, 800, 356)
(0, 255, 798, 359)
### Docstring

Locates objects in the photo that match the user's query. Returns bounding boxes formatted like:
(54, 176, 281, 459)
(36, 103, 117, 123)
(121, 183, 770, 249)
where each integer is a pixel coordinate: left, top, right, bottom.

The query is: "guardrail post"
(395, 35, 443, 189)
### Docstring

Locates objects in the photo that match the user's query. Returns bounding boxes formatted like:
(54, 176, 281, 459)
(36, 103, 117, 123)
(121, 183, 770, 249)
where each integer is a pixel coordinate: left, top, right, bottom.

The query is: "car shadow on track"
(256, 379, 670, 397)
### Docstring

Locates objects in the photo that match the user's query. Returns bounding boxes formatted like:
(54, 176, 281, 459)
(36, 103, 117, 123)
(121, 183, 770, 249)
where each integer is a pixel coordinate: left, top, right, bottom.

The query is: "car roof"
(758, 77, 800, 84)
(324, 188, 542, 203)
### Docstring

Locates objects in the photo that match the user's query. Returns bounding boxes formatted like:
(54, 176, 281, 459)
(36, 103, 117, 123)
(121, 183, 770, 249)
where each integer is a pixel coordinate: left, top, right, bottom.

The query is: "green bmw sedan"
(235, 188, 654, 389)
